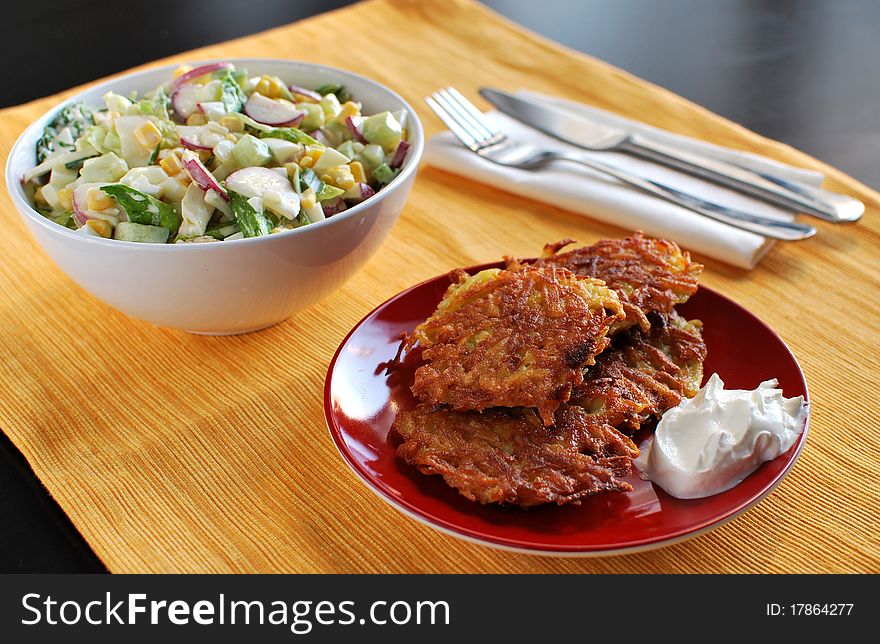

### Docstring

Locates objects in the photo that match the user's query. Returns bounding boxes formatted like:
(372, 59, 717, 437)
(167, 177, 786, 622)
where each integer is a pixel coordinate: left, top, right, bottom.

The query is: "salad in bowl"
(6, 59, 422, 333)
(23, 62, 411, 244)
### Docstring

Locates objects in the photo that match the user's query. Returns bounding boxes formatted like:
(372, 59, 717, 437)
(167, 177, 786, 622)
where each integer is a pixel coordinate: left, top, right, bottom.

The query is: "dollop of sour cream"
(634, 373, 808, 499)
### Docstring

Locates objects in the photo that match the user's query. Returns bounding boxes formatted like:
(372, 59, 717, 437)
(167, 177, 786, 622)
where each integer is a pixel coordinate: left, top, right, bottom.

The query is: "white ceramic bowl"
(6, 59, 423, 334)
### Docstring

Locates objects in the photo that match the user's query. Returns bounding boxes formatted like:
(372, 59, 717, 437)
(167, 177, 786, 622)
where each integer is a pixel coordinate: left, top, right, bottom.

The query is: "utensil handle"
(623, 135, 864, 223)
(557, 152, 816, 241)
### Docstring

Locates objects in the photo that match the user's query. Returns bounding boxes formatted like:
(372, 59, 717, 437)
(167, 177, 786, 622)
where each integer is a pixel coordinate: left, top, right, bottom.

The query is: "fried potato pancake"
(512, 232, 702, 333)
(408, 266, 623, 425)
(392, 311, 705, 507)
(573, 311, 706, 432)
(393, 234, 706, 508)
(394, 403, 639, 507)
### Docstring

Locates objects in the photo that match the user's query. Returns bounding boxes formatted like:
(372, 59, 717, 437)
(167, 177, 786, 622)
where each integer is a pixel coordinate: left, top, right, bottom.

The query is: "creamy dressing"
(634, 373, 808, 499)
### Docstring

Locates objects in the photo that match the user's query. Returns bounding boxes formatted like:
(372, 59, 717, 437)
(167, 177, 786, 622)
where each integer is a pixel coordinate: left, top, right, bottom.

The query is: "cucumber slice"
(373, 163, 397, 185)
(336, 140, 364, 160)
(361, 144, 385, 169)
(114, 222, 170, 243)
(80, 153, 129, 183)
(231, 134, 272, 167)
(360, 111, 403, 151)
(298, 103, 325, 131)
(316, 184, 345, 202)
(259, 127, 319, 146)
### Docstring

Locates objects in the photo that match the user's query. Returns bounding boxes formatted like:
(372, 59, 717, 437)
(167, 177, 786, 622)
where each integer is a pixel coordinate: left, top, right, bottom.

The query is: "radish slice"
(390, 140, 410, 169)
(343, 182, 376, 203)
(177, 129, 212, 151)
(170, 62, 232, 94)
(244, 93, 304, 126)
(309, 129, 331, 146)
(322, 197, 348, 216)
(182, 151, 228, 200)
(72, 188, 89, 225)
(288, 84, 322, 102)
(226, 167, 300, 220)
(172, 81, 221, 120)
(345, 116, 367, 144)
(356, 183, 376, 202)
(178, 125, 228, 151)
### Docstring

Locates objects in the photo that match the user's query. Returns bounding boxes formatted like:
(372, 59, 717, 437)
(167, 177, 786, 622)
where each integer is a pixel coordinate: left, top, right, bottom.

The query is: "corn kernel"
(186, 112, 207, 126)
(271, 79, 287, 99)
(176, 172, 192, 187)
(338, 101, 360, 121)
(85, 219, 112, 238)
(133, 121, 162, 149)
(219, 115, 243, 132)
(301, 188, 316, 210)
(160, 153, 183, 176)
(87, 187, 114, 211)
(255, 75, 285, 99)
(284, 162, 300, 178)
(349, 161, 366, 184)
(305, 145, 324, 161)
(172, 65, 193, 79)
(226, 133, 238, 142)
(57, 188, 73, 211)
(324, 165, 355, 190)
(255, 78, 271, 97)
(298, 155, 314, 168)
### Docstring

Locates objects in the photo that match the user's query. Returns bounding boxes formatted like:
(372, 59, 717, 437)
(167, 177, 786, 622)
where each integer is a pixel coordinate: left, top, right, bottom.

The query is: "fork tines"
(427, 87, 506, 151)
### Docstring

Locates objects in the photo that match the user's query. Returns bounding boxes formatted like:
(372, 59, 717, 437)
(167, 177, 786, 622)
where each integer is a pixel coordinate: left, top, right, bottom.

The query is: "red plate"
(324, 264, 810, 555)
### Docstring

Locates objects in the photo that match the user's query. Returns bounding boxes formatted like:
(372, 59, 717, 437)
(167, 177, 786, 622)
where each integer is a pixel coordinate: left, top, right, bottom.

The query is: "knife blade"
(480, 87, 864, 223)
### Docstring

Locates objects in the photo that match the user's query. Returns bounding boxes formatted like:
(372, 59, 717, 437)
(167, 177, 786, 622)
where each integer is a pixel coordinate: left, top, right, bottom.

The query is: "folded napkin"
(424, 91, 825, 269)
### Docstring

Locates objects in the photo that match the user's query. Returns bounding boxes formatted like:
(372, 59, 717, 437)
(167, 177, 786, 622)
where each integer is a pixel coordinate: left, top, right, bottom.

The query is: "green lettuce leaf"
(101, 184, 181, 233)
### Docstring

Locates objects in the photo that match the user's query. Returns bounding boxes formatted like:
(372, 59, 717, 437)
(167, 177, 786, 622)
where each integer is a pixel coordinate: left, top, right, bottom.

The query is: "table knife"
(480, 88, 864, 223)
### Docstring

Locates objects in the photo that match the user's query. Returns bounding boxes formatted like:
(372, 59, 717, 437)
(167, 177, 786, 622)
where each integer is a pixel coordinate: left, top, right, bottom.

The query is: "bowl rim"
(5, 57, 424, 252)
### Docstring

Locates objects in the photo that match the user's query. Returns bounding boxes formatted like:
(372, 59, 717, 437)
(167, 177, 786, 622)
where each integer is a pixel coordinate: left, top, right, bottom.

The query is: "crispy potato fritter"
(572, 311, 707, 432)
(391, 234, 707, 508)
(515, 232, 702, 333)
(407, 266, 623, 425)
(392, 312, 704, 507)
(394, 403, 638, 507)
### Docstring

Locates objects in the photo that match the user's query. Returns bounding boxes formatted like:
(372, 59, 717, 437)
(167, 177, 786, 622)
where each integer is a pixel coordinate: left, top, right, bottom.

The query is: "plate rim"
(323, 264, 811, 556)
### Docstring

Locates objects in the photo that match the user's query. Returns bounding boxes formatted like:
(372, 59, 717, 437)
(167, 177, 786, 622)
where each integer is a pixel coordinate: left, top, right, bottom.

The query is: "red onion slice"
(169, 62, 232, 94)
(390, 140, 410, 169)
(288, 84, 322, 102)
(345, 116, 368, 144)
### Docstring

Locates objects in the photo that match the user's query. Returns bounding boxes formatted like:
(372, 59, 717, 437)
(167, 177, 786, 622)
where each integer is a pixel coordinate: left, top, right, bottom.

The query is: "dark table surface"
(2, 0, 877, 573)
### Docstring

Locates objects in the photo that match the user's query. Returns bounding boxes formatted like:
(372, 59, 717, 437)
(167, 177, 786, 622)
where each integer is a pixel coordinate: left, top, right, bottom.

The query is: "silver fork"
(426, 88, 816, 241)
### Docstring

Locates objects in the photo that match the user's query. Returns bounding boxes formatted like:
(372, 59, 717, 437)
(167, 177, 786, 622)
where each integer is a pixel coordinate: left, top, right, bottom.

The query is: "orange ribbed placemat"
(1, 0, 878, 573)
